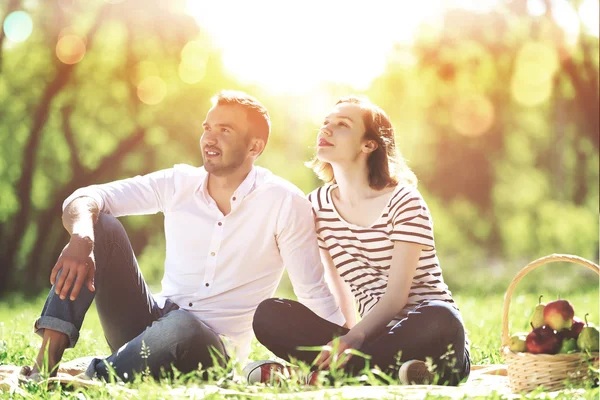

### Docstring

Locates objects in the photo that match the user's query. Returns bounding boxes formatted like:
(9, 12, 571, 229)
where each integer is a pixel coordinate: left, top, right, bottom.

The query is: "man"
(25, 90, 344, 382)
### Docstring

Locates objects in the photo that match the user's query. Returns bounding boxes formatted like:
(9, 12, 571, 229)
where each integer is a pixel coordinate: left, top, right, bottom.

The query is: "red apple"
(561, 316, 585, 339)
(543, 299, 574, 331)
(526, 325, 561, 354)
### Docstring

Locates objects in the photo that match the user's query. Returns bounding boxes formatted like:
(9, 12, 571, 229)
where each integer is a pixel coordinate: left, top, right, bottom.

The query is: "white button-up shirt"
(63, 164, 345, 361)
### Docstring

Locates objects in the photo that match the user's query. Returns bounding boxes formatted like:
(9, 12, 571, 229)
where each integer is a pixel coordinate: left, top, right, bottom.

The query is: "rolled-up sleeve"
(62, 168, 175, 217)
(276, 191, 345, 326)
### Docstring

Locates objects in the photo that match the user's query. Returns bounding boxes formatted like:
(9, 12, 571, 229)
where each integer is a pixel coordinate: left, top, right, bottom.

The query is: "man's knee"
(162, 310, 206, 345)
(94, 213, 127, 243)
(161, 310, 226, 368)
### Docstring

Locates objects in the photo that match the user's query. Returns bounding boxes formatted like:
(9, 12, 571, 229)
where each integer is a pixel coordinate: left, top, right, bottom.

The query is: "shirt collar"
(196, 166, 258, 204)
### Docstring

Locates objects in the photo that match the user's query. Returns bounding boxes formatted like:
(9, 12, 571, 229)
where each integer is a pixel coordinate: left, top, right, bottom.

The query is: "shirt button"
(205, 283, 210, 287)
(210, 252, 216, 256)
(188, 302, 193, 307)
(232, 197, 236, 201)
(218, 222, 222, 226)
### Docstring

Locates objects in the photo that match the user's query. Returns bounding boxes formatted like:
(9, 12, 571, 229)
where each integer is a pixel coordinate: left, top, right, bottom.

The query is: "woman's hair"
(307, 96, 417, 190)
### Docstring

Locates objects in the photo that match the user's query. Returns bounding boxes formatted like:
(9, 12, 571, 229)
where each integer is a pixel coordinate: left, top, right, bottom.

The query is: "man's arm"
(52, 167, 177, 300)
(276, 191, 345, 326)
(51, 196, 100, 300)
(62, 196, 99, 237)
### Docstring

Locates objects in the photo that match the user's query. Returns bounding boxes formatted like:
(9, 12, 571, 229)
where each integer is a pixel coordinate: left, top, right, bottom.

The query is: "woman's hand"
(315, 331, 365, 370)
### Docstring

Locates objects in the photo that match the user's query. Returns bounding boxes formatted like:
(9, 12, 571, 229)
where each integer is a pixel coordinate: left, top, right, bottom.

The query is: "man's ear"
(362, 140, 378, 154)
(250, 138, 266, 157)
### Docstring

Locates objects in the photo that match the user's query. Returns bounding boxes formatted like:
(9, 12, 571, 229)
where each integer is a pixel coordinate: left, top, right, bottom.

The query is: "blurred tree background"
(0, 0, 597, 298)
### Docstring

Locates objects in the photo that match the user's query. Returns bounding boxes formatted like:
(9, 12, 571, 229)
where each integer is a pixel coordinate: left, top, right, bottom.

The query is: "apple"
(577, 314, 600, 352)
(526, 324, 561, 354)
(544, 299, 574, 331)
(530, 295, 546, 329)
(561, 316, 585, 339)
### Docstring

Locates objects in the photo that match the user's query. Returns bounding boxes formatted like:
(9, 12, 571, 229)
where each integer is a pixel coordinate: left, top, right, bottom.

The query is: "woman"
(248, 96, 470, 386)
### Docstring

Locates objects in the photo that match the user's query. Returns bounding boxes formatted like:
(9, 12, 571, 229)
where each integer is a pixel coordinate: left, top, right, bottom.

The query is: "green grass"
(1, 288, 598, 399)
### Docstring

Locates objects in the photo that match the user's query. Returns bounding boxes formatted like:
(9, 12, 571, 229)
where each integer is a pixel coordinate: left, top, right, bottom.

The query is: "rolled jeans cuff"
(34, 316, 80, 348)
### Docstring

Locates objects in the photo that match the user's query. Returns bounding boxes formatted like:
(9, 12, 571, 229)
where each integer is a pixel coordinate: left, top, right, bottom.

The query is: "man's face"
(200, 105, 253, 176)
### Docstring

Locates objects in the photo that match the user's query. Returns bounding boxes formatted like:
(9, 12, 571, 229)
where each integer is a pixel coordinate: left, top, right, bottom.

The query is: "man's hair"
(211, 90, 271, 145)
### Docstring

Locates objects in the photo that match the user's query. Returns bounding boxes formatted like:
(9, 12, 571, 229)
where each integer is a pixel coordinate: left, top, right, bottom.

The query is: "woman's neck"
(331, 163, 375, 206)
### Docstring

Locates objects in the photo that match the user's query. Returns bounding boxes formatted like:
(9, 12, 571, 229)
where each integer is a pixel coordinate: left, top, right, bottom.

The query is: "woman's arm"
(320, 248, 357, 328)
(316, 240, 422, 368)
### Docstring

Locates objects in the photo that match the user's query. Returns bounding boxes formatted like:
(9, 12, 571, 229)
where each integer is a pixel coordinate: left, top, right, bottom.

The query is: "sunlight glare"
(579, 0, 600, 38)
(185, 0, 442, 94)
(551, 0, 580, 47)
(527, 0, 546, 17)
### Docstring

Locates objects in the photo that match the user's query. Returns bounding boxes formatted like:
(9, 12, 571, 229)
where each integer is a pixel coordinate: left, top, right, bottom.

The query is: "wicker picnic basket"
(501, 254, 599, 393)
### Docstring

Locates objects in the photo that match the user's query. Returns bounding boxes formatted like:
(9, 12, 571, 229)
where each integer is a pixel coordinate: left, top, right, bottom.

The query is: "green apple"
(577, 314, 600, 352)
(558, 338, 578, 354)
(508, 333, 528, 352)
(530, 295, 546, 329)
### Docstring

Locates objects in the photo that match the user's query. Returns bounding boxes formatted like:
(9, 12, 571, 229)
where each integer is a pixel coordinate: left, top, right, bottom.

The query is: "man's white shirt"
(63, 164, 344, 362)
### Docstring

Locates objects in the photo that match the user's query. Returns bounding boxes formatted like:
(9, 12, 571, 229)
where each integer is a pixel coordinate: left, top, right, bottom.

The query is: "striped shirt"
(308, 184, 458, 323)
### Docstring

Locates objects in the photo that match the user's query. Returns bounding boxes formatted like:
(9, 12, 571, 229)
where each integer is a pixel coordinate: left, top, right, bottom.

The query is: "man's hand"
(50, 235, 96, 301)
(315, 332, 365, 370)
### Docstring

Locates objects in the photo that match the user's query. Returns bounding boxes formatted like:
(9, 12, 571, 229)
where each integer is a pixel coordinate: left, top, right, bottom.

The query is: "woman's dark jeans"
(253, 298, 470, 386)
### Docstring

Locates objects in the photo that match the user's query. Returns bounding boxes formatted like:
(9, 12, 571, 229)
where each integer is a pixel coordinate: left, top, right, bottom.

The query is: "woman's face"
(316, 102, 369, 164)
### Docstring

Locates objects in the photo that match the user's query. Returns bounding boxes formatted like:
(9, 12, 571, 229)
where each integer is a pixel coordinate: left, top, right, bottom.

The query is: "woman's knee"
(421, 301, 464, 332)
(252, 298, 290, 342)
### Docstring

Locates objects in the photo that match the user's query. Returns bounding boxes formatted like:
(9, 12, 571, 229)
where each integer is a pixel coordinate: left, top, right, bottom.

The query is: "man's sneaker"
(398, 360, 435, 385)
(243, 360, 319, 386)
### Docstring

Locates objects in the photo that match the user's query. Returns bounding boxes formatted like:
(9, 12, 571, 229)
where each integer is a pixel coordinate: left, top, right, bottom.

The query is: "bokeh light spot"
(511, 78, 553, 107)
(514, 41, 559, 85)
(56, 35, 86, 64)
(451, 94, 495, 137)
(137, 76, 167, 105)
(179, 62, 206, 84)
(3, 11, 33, 43)
(181, 40, 209, 65)
(511, 41, 557, 106)
(179, 40, 209, 84)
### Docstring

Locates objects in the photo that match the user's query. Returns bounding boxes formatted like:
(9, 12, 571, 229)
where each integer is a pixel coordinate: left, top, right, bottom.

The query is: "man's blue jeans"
(34, 213, 227, 381)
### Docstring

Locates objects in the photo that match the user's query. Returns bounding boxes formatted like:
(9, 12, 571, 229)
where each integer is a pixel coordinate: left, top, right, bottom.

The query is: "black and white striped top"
(308, 184, 457, 323)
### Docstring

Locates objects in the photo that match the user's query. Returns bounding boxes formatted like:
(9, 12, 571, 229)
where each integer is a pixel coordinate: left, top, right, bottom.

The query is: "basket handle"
(501, 254, 599, 347)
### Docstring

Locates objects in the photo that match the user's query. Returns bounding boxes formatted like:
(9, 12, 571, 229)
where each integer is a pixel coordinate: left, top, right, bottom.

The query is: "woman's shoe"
(243, 360, 289, 384)
(243, 360, 318, 385)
